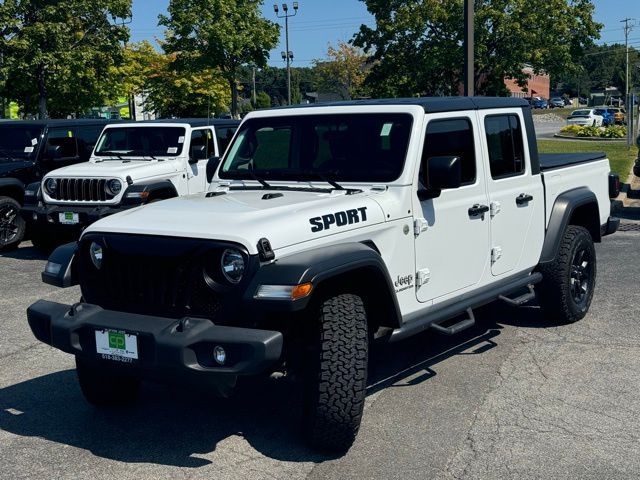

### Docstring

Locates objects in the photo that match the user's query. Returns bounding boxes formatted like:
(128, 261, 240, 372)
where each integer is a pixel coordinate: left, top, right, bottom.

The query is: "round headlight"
(220, 248, 245, 284)
(89, 242, 103, 269)
(44, 178, 57, 196)
(106, 179, 122, 196)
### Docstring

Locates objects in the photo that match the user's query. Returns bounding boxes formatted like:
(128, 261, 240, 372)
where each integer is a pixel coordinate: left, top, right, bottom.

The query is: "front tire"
(537, 226, 596, 323)
(0, 196, 25, 250)
(303, 293, 368, 453)
(30, 228, 59, 253)
(76, 357, 141, 406)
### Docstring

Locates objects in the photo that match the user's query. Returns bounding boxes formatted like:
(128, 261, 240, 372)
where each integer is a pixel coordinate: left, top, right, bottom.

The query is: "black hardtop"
(269, 96, 530, 114)
(0, 118, 116, 128)
(140, 118, 240, 128)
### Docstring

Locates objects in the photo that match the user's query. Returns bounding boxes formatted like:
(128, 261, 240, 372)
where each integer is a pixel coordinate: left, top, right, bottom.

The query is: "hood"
(0, 159, 33, 178)
(84, 188, 386, 253)
(44, 159, 181, 182)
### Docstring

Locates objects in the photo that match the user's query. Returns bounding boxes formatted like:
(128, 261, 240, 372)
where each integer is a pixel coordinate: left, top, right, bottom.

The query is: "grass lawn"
(538, 139, 638, 183)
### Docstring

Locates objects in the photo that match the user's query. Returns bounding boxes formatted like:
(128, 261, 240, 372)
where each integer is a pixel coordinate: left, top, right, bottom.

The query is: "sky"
(130, 0, 640, 68)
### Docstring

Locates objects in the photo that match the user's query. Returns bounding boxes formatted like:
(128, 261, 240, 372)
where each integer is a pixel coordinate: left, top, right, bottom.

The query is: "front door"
(187, 128, 215, 194)
(414, 114, 491, 303)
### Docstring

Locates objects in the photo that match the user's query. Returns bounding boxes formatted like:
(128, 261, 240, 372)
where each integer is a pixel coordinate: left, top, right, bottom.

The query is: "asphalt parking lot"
(1, 229, 639, 480)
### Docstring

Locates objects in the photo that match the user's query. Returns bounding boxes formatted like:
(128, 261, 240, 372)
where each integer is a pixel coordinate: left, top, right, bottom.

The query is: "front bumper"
(21, 203, 130, 229)
(27, 300, 283, 380)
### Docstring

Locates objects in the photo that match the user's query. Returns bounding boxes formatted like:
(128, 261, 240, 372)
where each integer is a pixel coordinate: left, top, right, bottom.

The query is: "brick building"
(504, 66, 550, 99)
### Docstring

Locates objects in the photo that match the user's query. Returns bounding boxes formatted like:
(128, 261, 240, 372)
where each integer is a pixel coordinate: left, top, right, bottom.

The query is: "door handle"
(516, 193, 533, 205)
(468, 204, 489, 217)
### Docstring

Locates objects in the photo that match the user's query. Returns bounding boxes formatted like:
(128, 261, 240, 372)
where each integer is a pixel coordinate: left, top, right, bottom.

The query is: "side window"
(76, 125, 105, 157)
(46, 127, 78, 159)
(484, 115, 525, 179)
(215, 127, 236, 155)
(422, 118, 476, 185)
(190, 129, 207, 157)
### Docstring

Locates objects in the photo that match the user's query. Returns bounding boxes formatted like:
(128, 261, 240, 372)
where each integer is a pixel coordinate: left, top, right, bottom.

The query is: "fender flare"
(42, 241, 78, 288)
(121, 180, 179, 205)
(245, 242, 402, 328)
(539, 187, 600, 264)
(0, 178, 26, 202)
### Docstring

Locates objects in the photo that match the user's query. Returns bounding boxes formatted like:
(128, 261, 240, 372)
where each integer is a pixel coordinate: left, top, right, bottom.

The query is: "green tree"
(313, 41, 370, 100)
(0, 0, 131, 118)
(354, 0, 602, 97)
(160, 0, 279, 118)
(254, 91, 272, 109)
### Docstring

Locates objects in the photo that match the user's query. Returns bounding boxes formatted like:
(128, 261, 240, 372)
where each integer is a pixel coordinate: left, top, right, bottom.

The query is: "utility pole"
(621, 18, 634, 147)
(252, 66, 257, 107)
(274, 2, 298, 105)
(463, 0, 475, 96)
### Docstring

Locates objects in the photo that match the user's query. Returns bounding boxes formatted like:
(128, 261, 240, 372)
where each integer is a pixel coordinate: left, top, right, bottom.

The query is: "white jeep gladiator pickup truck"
(27, 97, 619, 452)
(22, 119, 238, 250)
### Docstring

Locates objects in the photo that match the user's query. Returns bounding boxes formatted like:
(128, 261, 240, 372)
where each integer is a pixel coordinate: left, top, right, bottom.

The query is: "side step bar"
(498, 285, 536, 307)
(430, 308, 475, 335)
(389, 272, 543, 343)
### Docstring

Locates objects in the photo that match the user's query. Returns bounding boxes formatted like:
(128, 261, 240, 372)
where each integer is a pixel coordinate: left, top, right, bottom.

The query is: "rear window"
(572, 110, 591, 116)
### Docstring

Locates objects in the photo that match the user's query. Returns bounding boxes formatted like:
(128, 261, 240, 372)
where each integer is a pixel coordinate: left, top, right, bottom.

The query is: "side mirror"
(206, 156, 220, 183)
(419, 156, 461, 199)
(46, 145, 62, 159)
(189, 145, 207, 164)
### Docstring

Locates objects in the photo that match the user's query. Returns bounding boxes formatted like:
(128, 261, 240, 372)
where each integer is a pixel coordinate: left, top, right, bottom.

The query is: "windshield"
(95, 126, 186, 157)
(219, 114, 413, 183)
(0, 125, 44, 161)
(571, 110, 591, 116)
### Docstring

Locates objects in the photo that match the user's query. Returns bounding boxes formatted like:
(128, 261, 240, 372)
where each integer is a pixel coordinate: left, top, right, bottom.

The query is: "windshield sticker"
(167, 147, 178, 154)
(24, 146, 34, 153)
(68, 130, 73, 137)
(207, 130, 212, 139)
(380, 123, 393, 137)
(31, 138, 38, 145)
(309, 207, 368, 233)
(178, 136, 185, 144)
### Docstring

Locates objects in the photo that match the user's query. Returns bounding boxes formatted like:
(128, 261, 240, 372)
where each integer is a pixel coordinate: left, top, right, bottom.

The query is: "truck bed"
(539, 152, 606, 171)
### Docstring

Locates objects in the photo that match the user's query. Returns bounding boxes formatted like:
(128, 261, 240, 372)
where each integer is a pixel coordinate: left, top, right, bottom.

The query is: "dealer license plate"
(95, 329, 139, 363)
(59, 212, 79, 225)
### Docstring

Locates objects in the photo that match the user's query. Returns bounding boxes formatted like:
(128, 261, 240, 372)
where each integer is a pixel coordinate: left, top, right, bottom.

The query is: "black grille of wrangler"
(51, 178, 112, 201)
(79, 235, 251, 322)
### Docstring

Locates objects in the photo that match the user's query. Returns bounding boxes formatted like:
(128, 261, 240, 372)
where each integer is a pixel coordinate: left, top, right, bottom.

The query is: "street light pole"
(463, 0, 474, 96)
(274, 3, 299, 105)
(621, 18, 634, 147)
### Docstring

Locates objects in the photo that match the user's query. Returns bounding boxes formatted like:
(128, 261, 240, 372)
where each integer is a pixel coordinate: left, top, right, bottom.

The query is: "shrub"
(559, 125, 627, 138)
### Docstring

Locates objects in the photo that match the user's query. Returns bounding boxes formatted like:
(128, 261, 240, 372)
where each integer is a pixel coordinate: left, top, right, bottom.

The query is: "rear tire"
(303, 293, 368, 453)
(76, 357, 141, 406)
(537, 226, 596, 324)
(0, 196, 25, 251)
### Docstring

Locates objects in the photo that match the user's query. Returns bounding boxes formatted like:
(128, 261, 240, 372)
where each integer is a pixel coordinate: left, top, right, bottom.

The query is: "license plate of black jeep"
(95, 329, 139, 363)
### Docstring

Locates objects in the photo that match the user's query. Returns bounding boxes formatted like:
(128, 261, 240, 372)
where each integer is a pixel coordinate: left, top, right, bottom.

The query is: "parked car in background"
(22, 119, 239, 251)
(531, 98, 549, 109)
(593, 108, 614, 126)
(0, 119, 115, 250)
(567, 109, 604, 127)
(550, 98, 565, 108)
(606, 107, 626, 125)
(578, 97, 588, 105)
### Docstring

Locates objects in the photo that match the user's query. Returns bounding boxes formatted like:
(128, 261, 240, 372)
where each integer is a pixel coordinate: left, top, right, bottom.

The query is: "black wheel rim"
(0, 204, 20, 246)
(570, 247, 592, 308)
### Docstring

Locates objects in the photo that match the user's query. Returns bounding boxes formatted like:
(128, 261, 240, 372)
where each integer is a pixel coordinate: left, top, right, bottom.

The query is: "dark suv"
(0, 119, 115, 250)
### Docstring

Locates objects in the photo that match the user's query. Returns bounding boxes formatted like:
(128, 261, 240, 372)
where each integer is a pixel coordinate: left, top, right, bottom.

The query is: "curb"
(552, 134, 626, 142)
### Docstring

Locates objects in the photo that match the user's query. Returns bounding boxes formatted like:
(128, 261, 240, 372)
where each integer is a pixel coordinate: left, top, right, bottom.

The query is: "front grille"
(79, 235, 253, 323)
(51, 178, 111, 201)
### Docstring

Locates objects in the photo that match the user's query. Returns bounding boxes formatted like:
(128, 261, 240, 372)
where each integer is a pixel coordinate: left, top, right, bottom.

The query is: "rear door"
(187, 127, 215, 193)
(413, 113, 491, 303)
(478, 110, 544, 276)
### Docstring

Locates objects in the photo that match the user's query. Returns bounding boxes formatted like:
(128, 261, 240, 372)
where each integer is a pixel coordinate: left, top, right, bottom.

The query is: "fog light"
(213, 345, 226, 365)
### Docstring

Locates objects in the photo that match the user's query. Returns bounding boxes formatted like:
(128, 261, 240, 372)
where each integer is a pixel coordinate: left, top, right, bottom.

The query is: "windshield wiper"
(0, 149, 21, 162)
(126, 150, 158, 160)
(303, 170, 345, 190)
(96, 151, 124, 160)
(248, 165, 272, 189)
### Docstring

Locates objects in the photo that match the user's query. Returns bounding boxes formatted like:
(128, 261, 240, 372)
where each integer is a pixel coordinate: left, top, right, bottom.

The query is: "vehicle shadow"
(0, 304, 548, 466)
(0, 243, 48, 261)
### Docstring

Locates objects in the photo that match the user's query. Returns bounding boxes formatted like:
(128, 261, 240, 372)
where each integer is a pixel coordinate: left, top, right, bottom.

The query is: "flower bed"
(559, 125, 627, 138)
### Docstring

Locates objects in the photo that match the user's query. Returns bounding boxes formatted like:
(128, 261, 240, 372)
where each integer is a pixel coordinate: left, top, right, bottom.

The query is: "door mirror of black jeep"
(189, 145, 207, 164)
(206, 156, 220, 183)
(419, 156, 462, 200)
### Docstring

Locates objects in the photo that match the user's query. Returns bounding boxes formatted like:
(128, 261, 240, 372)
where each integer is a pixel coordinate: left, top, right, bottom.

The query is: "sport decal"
(309, 207, 368, 233)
